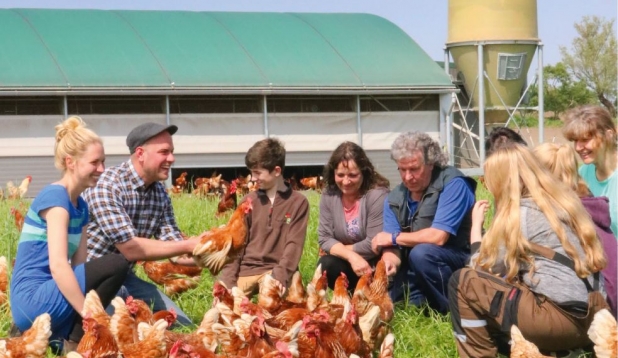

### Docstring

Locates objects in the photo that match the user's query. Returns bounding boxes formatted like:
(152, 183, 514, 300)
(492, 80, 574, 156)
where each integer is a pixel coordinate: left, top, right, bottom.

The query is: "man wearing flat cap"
(83, 122, 199, 326)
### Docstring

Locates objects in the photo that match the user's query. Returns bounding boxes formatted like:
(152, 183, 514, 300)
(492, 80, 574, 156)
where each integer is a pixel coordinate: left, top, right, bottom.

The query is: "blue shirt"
(383, 177, 475, 236)
(10, 184, 88, 341)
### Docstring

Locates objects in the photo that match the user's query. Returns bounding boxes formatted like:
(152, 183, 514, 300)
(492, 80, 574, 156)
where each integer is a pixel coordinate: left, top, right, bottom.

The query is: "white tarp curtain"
(0, 111, 439, 157)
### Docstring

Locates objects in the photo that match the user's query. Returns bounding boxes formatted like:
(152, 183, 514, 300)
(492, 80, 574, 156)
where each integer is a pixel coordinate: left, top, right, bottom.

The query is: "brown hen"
(0, 313, 51, 358)
(6, 175, 32, 199)
(302, 317, 347, 358)
(120, 319, 168, 358)
(169, 339, 217, 358)
(509, 325, 552, 358)
(258, 274, 286, 314)
(0, 256, 7, 306)
(77, 317, 121, 357)
(175, 172, 188, 191)
(110, 296, 138, 348)
(285, 271, 306, 304)
(81, 290, 110, 328)
(216, 180, 238, 217)
(141, 259, 202, 296)
(192, 198, 253, 275)
(10, 207, 24, 232)
(587, 308, 617, 358)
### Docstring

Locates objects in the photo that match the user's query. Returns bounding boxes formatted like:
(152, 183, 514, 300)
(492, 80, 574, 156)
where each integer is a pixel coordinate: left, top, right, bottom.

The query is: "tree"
(528, 63, 595, 118)
(560, 16, 617, 116)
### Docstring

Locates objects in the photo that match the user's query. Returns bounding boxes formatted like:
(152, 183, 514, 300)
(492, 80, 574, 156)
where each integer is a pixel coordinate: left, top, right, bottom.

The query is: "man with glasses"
(371, 131, 476, 314)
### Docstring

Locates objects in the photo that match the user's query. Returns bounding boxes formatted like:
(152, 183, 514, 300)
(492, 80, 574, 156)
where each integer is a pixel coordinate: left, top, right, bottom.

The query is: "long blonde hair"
(478, 144, 605, 282)
(54, 116, 101, 172)
(533, 143, 591, 197)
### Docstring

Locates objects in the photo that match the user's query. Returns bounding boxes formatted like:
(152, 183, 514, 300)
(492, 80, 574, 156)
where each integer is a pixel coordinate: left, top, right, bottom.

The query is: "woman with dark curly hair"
(317, 141, 390, 290)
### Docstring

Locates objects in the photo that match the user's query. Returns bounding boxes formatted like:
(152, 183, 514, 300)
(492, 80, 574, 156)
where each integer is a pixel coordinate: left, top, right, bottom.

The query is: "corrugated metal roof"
(0, 9, 454, 92)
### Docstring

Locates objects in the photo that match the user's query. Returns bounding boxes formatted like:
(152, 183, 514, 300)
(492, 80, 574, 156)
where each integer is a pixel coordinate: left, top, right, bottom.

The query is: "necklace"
(342, 199, 359, 213)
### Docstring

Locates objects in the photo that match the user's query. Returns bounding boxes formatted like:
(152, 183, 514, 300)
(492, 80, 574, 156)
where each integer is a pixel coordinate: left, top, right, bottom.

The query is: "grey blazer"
(318, 187, 389, 260)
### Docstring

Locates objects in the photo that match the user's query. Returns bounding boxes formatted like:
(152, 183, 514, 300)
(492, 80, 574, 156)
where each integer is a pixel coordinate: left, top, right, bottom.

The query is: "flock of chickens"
(2, 174, 618, 357)
(3, 252, 616, 357)
(0, 257, 397, 358)
(0, 176, 32, 201)
(167, 173, 322, 217)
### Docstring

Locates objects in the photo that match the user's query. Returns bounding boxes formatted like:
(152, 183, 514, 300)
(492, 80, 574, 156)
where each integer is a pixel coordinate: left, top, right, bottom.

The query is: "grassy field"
(0, 182, 495, 357)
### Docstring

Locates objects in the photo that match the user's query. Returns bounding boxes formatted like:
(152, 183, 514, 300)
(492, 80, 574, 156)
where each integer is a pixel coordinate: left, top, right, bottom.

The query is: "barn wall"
(0, 155, 127, 199)
(1, 108, 441, 197)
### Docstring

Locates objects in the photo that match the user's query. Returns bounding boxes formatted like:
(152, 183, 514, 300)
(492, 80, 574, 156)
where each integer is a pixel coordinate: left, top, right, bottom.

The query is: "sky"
(1, 0, 616, 68)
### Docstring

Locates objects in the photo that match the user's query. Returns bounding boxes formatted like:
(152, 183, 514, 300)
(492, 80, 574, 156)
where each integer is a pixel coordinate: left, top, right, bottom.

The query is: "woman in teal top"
(563, 105, 617, 238)
(10, 116, 129, 352)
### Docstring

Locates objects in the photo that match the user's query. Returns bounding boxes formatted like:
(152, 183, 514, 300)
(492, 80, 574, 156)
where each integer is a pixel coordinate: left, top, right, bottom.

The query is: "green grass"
(507, 114, 564, 129)
(0, 182, 497, 357)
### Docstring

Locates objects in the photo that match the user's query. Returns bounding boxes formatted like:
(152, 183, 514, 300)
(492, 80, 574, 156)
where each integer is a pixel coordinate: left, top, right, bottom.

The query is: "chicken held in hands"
(193, 198, 253, 275)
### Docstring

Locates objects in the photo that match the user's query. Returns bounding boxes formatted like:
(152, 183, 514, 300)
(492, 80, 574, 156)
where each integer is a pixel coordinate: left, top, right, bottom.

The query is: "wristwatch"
(391, 232, 400, 246)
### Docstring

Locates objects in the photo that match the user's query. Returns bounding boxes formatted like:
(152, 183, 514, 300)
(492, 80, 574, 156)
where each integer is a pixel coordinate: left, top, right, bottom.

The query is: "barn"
(0, 8, 456, 196)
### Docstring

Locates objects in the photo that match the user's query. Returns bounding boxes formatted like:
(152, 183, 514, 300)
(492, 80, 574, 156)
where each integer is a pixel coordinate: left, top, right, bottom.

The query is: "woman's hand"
(471, 200, 489, 244)
(348, 253, 372, 277)
(472, 200, 489, 226)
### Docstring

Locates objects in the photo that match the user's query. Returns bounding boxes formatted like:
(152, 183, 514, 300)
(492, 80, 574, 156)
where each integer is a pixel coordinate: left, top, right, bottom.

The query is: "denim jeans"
(108, 270, 194, 327)
(389, 243, 469, 314)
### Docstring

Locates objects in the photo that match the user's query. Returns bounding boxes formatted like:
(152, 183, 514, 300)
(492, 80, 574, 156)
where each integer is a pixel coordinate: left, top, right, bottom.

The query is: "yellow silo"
(447, 0, 539, 124)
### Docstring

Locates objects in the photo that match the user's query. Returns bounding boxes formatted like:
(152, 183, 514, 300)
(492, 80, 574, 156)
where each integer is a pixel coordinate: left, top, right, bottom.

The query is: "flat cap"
(126, 122, 178, 154)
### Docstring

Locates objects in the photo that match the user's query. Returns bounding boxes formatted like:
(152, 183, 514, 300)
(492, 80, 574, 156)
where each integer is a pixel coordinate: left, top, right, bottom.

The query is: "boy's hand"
(272, 276, 286, 295)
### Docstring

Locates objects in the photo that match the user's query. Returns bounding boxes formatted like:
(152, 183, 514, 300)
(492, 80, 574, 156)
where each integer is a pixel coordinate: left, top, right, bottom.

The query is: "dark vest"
(387, 165, 475, 250)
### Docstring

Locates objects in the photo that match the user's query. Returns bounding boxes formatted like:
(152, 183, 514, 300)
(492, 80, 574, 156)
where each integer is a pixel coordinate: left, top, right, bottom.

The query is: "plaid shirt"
(82, 160, 181, 261)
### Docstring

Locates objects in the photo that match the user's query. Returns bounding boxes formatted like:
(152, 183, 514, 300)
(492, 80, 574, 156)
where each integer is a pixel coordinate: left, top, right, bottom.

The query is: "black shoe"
(8, 323, 21, 338)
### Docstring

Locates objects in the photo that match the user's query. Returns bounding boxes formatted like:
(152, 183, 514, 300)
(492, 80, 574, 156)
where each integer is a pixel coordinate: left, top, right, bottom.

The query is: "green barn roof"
(0, 9, 454, 94)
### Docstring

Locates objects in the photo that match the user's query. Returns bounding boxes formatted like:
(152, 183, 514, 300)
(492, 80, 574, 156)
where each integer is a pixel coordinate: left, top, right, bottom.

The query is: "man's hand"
(184, 236, 202, 253)
(381, 250, 401, 277)
(171, 256, 197, 266)
(371, 232, 393, 254)
(348, 253, 372, 277)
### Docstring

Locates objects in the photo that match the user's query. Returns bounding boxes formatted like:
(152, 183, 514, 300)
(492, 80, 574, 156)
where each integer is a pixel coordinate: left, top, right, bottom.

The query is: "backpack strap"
(527, 242, 599, 292)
